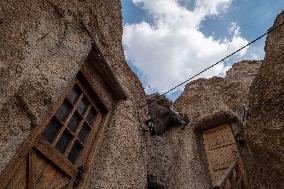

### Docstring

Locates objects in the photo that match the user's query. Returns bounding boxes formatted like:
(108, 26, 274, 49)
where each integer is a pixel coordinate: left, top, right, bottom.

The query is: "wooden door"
(202, 124, 239, 186)
(5, 149, 73, 189)
(1, 80, 106, 189)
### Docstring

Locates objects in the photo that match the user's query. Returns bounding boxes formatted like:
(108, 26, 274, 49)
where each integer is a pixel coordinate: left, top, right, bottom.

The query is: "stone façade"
(147, 11, 284, 189)
(244, 10, 284, 189)
(0, 0, 148, 188)
(147, 60, 261, 188)
(0, 1, 283, 188)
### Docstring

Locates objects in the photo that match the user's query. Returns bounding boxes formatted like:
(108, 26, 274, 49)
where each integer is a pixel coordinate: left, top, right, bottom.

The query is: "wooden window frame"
(0, 72, 109, 188)
(41, 79, 103, 165)
(197, 122, 249, 188)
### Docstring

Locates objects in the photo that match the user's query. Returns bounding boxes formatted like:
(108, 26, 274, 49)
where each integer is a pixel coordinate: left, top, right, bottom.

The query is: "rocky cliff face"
(146, 93, 189, 135)
(147, 10, 284, 187)
(244, 11, 284, 188)
(175, 60, 261, 125)
(147, 60, 261, 188)
(0, 1, 148, 188)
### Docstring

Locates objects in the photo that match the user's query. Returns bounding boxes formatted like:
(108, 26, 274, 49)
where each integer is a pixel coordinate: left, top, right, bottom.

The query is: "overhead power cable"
(162, 21, 284, 95)
(142, 20, 284, 108)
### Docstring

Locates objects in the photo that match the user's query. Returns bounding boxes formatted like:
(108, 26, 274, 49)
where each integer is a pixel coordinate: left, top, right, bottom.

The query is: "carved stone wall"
(244, 11, 284, 189)
(0, 0, 148, 188)
(148, 60, 261, 188)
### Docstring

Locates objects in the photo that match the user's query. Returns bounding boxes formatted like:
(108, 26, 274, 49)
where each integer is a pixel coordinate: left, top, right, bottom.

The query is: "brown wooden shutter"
(1, 79, 107, 189)
(202, 124, 239, 186)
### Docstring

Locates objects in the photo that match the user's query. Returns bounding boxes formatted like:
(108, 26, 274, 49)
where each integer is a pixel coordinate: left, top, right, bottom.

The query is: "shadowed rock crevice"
(147, 93, 189, 135)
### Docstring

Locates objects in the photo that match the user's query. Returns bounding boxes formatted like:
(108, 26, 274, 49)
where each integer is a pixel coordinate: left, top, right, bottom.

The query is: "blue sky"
(121, 0, 284, 101)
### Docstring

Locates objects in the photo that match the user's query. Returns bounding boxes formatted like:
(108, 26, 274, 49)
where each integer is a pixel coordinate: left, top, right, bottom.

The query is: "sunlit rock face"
(175, 60, 261, 125)
(244, 10, 284, 189)
(0, 0, 148, 188)
(147, 60, 261, 188)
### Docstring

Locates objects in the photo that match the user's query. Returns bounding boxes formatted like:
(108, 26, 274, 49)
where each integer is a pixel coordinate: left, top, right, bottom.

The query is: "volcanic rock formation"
(244, 10, 284, 189)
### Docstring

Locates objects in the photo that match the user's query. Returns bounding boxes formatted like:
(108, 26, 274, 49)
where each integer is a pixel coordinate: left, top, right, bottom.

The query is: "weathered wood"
(203, 124, 238, 186)
(213, 160, 246, 189)
(0, 75, 110, 188)
(35, 138, 76, 177)
(0, 81, 76, 189)
(75, 113, 109, 189)
(236, 176, 243, 189)
(4, 158, 28, 189)
(28, 149, 36, 189)
(213, 160, 237, 189)
(33, 151, 71, 189)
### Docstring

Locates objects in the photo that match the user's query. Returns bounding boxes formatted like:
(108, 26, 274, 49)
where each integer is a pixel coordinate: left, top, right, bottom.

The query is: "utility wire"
(79, 15, 284, 108)
(142, 21, 284, 108)
(162, 21, 284, 95)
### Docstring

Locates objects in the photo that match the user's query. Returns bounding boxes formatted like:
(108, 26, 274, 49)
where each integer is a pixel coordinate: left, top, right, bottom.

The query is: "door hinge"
(73, 165, 85, 187)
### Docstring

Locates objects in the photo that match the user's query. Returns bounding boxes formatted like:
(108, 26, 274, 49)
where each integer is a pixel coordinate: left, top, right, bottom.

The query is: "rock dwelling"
(0, 1, 283, 189)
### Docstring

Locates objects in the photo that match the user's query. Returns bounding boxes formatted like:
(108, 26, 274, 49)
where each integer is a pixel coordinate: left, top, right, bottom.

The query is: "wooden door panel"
(32, 150, 48, 182)
(32, 151, 71, 189)
(203, 126, 235, 149)
(5, 157, 28, 189)
(212, 169, 226, 185)
(35, 138, 76, 177)
(4, 150, 72, 189)
(203, 124, 238, 186)
(206, 144, 238, 170)
(1, 79, 108, 189)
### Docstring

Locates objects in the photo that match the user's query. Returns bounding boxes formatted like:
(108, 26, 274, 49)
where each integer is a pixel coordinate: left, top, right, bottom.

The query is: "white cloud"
(123, 0, 249, 94)
(228, 22, 240, 36)
(249, 52, 259, 60)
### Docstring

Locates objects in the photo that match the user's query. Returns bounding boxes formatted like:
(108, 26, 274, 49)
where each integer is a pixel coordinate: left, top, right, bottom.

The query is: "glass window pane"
(56, 100, 72, 121)
(55, 130, 73, 154)
(68, 85, 81, 104)
(42, 118, 62, 143)
(79, 123, 91, 143)
(86, 108, 97, 126)
(77, 97, 89, 115)
(68, 141, 83, 164)
(68, 112, 82, 132)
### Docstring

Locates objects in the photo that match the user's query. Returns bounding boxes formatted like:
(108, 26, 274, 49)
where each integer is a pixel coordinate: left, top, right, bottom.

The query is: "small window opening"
(41, 81, 100, 164)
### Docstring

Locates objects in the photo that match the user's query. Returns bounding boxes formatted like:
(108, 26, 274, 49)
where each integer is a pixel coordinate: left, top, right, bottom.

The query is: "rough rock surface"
(147, 93, 189, 135)
(175, 60, 261, 125)
(148, 124, 212, 189)
(148, 60, 261, 188)
(0, 0, 148, 188)
(244, 11, 284, 189)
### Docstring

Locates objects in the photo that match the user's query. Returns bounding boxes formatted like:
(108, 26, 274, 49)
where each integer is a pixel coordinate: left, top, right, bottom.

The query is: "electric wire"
(79, 15, 284, 108)
(141, 21, 284, 108)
